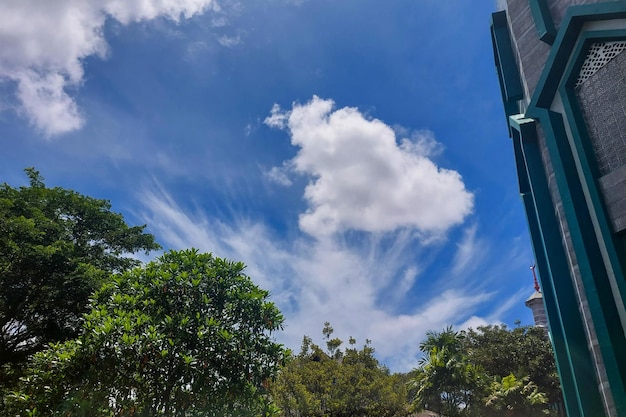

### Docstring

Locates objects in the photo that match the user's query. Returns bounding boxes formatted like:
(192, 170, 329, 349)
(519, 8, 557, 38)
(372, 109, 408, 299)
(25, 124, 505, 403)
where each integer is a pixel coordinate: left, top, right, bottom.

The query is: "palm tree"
(410, 327, 485, 417)
(484, 373, 554, 417)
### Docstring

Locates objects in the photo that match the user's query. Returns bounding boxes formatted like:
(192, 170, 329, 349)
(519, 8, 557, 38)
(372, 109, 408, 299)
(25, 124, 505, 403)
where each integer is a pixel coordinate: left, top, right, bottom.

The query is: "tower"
(490, 1, 626, 416)
(525, 264, 547, 328)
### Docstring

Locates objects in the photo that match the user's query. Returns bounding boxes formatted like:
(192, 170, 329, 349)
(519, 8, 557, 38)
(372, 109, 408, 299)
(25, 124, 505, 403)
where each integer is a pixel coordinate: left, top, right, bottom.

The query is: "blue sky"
(0, 0, 535, 371)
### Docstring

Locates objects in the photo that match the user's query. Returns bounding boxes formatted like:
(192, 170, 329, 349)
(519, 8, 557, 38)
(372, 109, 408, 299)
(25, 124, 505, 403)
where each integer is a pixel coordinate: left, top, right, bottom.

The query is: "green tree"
(271, 325, 409, 417)
(410, 327, 485, 417)
(0, 168, 159, 377)
(461, 325, 561, 406)
(7, 249, 287, 416)
(484, 373, 551, 417)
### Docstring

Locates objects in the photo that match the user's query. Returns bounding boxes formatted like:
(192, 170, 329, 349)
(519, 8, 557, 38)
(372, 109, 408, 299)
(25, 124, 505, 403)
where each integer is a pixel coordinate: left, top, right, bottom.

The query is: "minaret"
(525, 264, 547, 328)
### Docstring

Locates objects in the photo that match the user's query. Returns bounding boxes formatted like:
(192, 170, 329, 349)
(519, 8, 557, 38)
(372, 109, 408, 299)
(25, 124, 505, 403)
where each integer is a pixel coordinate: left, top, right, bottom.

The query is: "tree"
(461, 325, 561, 407)
(7, 249, 287, 416)
(270, 325, 409, 417)
(0, 168, 160, 375)
(410, 327, 485, 417)
(410, 325, 559, 417)
(484, 373, 551, 417)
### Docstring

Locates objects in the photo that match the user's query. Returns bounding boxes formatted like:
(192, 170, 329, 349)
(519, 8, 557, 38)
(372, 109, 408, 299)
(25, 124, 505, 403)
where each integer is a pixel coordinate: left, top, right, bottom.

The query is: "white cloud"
(184, 41, 212, 62)
(136, 181, 495, 372)
(128, 98, 512, 372)
(486, 287, 529, 322)
(211, 16, 229, 27)
(457, 316, 493, 332)
(451, 223, 487, 277)
(265, 96, 474, 239)
(265, 103, 288, 129)
(217, 35, 241, 48)
(265, 164, 293, 186)
(14, 70, 85, 135)
(0, 0, 216, 136)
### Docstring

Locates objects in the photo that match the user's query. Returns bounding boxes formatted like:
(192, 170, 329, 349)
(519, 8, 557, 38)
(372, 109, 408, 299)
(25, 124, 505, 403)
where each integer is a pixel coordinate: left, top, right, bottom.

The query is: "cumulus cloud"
(265, 96, 474, 238)
(0, 0, 216, 136)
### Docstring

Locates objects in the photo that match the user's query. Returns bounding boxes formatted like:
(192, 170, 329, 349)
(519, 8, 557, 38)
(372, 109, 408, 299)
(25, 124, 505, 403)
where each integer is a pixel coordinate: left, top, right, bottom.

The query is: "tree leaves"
(411, 328, 484, 417)
(7, 249, 287, 416)
(461, 325, 561, 406)
(0, 168, 160, 377)
(270, 326, 410, 417)
(411, 326, 559, 417)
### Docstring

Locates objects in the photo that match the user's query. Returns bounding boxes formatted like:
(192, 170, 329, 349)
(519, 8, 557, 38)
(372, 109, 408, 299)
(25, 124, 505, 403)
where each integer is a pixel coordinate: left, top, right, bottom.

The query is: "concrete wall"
(546, 0, 612, 28)
(507, 0, 551, 101)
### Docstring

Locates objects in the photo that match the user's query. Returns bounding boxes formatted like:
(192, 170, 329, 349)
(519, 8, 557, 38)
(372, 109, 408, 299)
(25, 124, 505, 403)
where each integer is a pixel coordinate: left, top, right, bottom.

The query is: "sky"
(0, 0, 536, 372)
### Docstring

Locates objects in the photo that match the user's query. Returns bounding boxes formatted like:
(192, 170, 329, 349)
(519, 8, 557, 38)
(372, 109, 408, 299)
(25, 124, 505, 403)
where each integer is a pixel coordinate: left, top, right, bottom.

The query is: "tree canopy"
(410, 325, 559, 417)
(461, 325, 561, 405)
(0, 168, 564, 417)
(410, 327, 484, 417)
(7, 249, 287, 416)
(0, 168, 160, 374)
(270, 323, 409, 417)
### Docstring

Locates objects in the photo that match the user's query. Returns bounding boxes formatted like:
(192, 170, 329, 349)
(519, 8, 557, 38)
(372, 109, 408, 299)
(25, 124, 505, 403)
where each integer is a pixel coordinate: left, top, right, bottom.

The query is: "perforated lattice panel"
(576, 46, 626, 176)
(575, 41, 626, 88)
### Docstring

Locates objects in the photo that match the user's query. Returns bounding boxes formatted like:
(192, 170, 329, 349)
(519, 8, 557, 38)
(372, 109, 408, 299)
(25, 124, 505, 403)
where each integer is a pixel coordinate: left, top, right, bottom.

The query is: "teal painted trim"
(526, 1, 626, 116)
(491, 11, 524, 106)
(521, 190, 576, 416)
(510, 116, 603, 416)
(539, 109, 626, 416)
(503, 4, 626, 414)
(522, 193, 576, 416)
(510, 116, 531, 194)
(562, 29, 626, 93)
(514, 141, 581, 415)
(558, 29, 626, 415)
(528, 0, 556, 44)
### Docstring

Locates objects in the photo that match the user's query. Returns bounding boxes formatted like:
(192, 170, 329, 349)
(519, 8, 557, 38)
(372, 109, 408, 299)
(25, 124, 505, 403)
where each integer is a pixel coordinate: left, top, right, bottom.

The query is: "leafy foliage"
(270, 325, 409, 417)
(484, 373, 551, 417)
(411, 325, 559, 417)
(0, 168, 160, 375)
(410, 327, 485, 417)
(461, 325, 561, 405)
(7, 249, 287, 416)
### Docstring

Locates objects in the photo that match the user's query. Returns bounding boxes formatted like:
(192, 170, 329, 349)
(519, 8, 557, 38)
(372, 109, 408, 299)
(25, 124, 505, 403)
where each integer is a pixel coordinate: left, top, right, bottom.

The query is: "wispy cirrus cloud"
(217, 34, 241, 48)
(0, 0, 218, 136)
(137, 180, 496, 371)
(451, 223, 487, 277)
(265, 164, 294, 186)
(131, 97, 514, 371)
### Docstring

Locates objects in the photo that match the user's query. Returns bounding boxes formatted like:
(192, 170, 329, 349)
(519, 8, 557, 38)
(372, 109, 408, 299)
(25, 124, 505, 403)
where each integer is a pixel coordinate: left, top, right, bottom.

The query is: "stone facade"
(492, 1, 626, 417)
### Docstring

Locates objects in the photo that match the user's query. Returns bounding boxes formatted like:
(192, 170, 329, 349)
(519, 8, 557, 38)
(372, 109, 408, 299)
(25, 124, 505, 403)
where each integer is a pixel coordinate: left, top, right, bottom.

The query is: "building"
(526, 264, 548, 328)
(490, 1, 626, 417)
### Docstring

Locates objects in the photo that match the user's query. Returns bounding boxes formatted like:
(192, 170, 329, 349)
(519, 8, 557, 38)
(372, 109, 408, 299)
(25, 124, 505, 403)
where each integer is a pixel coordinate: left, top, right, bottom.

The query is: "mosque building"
(490, 1, 626, 416)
